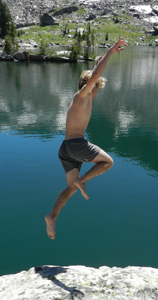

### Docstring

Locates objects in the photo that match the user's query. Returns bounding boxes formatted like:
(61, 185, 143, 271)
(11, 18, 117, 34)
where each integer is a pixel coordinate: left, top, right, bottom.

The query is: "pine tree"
(69, 40, 80, 61)
(4, 35, 12, 54)
(91, 29, 95, 46)
(4, 20, 18, 54)
(0, 0, 12, 37)
(0, 1, 19, 54)
(8, 20, 17, 41)
(39, 39, 46, 55)
(87, 22, 91, 35)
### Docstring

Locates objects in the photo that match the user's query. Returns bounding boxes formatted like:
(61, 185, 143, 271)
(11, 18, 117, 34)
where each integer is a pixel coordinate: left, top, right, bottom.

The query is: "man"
(45, 38, 128, 239)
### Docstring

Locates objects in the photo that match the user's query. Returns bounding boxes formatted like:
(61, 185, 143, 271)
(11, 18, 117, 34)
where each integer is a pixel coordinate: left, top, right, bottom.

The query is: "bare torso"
(65, 91, 94, 140)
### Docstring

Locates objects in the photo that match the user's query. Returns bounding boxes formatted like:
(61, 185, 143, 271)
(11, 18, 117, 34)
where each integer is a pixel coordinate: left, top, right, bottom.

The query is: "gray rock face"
(1, 265, 158, 300)
(52, 6, 78, 17)
(3, 0, 158, 29)
(40, 13, 59, 25)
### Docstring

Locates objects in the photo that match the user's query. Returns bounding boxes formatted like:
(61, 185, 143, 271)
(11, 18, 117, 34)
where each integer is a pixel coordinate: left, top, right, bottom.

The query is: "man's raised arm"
(78, 38, 128, 98)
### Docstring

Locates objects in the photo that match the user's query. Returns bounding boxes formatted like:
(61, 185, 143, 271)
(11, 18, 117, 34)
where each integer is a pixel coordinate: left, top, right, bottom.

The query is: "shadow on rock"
(35, 266, 84, 299)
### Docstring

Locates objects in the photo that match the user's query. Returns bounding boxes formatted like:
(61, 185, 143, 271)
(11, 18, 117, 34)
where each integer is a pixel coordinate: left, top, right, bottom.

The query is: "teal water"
(1, 47, 158, 276)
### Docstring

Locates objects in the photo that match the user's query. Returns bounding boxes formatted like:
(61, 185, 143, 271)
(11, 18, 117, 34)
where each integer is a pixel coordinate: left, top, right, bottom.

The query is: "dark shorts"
(58, 138, 100, 173)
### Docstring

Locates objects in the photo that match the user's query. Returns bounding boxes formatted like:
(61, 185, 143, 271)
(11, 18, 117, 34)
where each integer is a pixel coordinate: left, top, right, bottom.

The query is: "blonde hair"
(78, 70, 106, 90)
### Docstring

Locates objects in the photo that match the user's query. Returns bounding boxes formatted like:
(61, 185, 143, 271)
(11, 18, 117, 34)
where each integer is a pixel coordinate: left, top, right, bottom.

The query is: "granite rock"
(1, 265, 158, 300)
(2, 0, 158, 29)
(40, 13, 59, 25)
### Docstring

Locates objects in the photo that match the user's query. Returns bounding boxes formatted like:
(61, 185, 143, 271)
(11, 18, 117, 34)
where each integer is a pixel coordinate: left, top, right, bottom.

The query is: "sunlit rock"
(1, 265, 158, 300)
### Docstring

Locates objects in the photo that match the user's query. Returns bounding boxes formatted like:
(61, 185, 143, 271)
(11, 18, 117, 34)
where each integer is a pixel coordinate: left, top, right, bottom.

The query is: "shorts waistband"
(63, 138, 85, 143)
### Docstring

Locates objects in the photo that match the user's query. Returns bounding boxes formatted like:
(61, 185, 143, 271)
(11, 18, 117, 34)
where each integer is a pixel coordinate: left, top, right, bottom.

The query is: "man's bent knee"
(103, 158, 113, 171)
(92, 149, 113, 166)
(109, 157, 114, 168)
(103, 153, 114, 168)
(99, 157, 113, 172)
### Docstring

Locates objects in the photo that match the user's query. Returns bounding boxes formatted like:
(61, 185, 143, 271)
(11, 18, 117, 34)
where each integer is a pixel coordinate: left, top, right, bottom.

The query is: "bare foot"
(45, 215, 56, 239)
(74, 178, 89, 200)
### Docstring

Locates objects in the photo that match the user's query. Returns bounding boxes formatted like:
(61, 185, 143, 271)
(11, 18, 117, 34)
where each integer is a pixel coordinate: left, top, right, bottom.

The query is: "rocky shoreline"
(1, 265, 158, 299)
(0, 50, 96, 62)
(0, 52, 72, 62)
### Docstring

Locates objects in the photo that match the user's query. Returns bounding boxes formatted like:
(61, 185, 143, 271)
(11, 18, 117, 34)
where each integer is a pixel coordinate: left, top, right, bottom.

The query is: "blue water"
(0, 46, 158, 276)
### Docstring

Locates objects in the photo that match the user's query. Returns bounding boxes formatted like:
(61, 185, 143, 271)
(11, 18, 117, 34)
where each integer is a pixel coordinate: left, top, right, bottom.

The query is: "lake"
(0, 46, 158, 276)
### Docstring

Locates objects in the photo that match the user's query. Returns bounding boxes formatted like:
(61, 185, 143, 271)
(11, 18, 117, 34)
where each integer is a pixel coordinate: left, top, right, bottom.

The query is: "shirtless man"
(45, 38, 128, 239)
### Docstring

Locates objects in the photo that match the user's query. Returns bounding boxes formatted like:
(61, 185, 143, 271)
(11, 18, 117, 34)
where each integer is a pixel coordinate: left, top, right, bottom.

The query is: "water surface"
(1, 46, 158, 276)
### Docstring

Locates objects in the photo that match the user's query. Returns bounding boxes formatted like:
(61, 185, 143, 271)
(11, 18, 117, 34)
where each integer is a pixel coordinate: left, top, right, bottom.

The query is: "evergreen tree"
(4, 20, 18, 54)
(39, 39, 46, 55)
(85, 23, 93, 47)
(91, 29, 95, 46)
(77, 31, 82, 44)
(4, 35, 12, 54)
(69, 40, 80, 61)
(0, 1, 19, 54)
(86, 30, 91, 47)
(87, 22, 91, 35)
(105, 32, 109, 41)
(8, 20, 17, 41)
(0, 0, 12, 37)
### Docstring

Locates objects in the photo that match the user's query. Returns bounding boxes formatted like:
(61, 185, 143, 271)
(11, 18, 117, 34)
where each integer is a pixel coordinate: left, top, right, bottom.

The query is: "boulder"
(2, 55, 14, 61)
(133, 13, 140, 19)
(13, 52, 26, 61)
(153, 5, 158, 16)
(99, 42, 106, 48)
(47, 56, 70, 62)
(153, 25, 158, 35)
(23, 51, 29, 60)
(86, 13, 96, 21)
(53, 6, 78, 17)
(40, 13, 59, 26)
(29, 54, 46, 61)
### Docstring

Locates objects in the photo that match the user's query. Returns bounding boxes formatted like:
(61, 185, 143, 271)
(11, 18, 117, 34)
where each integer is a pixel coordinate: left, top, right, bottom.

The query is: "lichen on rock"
(1, 265, 158, 299)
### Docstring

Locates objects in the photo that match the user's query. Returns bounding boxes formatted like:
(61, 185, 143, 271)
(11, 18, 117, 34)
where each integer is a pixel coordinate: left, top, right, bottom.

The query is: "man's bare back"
(45, 38, 128, 239)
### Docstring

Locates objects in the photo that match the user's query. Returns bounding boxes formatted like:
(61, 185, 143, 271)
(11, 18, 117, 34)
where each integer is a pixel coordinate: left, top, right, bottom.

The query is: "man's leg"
(45, 168, 79, 239)
(74, 149, 113, 199)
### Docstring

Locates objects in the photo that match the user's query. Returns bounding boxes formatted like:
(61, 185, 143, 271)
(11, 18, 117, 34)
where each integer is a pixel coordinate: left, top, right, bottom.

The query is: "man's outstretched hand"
(110, 38, 128, 53)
